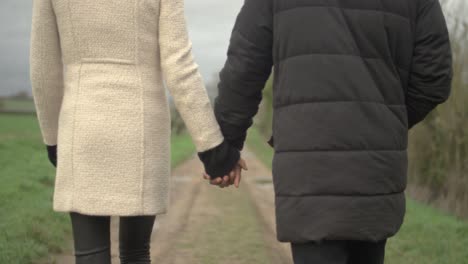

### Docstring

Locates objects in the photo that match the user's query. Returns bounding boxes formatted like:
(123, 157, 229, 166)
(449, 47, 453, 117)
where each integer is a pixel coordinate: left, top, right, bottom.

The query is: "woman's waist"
(64, 61, 164, 92)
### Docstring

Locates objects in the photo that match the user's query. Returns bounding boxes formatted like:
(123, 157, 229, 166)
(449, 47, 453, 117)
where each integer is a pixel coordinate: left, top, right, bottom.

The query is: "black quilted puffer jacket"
(214, 0, 452, 242)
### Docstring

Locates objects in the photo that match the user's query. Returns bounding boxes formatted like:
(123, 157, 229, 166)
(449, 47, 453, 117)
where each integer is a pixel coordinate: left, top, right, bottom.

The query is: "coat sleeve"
(406, 0, 453, 129)
(30, 0, 64, 146)
(159, 0, 240, 177)
(159, 0, 224, 152)
(214, 0, 274, 150)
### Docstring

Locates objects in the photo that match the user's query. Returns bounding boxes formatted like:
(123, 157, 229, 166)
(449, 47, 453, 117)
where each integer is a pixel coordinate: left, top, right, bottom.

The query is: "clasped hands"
(203, 158, 248, 188)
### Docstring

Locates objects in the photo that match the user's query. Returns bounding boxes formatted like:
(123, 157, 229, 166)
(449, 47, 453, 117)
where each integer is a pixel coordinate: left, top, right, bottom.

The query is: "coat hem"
(52, 205, 168, 216)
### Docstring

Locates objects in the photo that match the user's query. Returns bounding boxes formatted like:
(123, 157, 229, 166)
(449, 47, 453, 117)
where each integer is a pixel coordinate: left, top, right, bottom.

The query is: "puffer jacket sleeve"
(214, 0, 274, 150)
(406, 0, 453, 129)
(30, 0, 64, 146)
(159, 0, 239, 177)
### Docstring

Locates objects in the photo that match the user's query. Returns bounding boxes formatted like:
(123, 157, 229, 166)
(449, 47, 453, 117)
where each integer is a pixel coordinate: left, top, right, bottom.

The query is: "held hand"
(203, 158, 248, 188)
(233, 158, 248, 188)
(203, 173, 231, 188)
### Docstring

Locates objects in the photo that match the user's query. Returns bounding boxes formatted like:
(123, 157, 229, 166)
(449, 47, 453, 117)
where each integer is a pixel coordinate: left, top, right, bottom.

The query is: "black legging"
(69, 212, 156, 264)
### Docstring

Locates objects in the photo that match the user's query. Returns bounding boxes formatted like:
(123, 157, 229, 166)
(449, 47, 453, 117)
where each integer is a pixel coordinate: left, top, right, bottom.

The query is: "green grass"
(246, 126, 468, 264)
(0, 98, 36, 112)
(0, 114, 70, 263)
(246, 126, 273, 168)
(0, 113, 195, 263)
(386, 200, 468, 264)
(171, 131, 196, 168)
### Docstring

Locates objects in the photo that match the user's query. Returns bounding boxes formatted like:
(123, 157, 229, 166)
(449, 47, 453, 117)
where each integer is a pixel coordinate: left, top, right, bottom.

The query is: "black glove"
(198, 140, 240, 179)
(46, 145, 57, 167)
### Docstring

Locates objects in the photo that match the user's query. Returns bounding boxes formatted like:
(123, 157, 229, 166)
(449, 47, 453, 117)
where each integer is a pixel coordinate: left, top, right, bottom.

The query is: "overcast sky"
(1, 0, 465, 97)
(0, 0, 243, 97)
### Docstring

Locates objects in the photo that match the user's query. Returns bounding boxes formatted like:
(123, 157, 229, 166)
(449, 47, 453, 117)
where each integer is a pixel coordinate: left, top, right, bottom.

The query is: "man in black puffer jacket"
(214, 0, 452, 263)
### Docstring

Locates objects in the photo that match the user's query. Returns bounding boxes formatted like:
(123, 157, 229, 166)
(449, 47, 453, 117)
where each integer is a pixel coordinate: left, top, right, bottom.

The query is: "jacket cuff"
(226, 133, 247, 151)
(198, 140, 240, 179)
(406, 97, 438, 129)
(407, 107, 421, 129)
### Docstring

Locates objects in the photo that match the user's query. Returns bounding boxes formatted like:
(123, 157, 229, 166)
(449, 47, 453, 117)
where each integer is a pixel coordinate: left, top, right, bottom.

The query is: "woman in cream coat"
(29, 0, 240, 262)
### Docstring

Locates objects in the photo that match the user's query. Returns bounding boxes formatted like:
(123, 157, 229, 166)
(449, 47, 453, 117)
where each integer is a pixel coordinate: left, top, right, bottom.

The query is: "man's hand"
(203, 158, 248, 188)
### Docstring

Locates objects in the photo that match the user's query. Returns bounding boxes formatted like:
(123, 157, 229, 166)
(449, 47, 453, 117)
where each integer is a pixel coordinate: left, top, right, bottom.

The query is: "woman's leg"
(69, 212, 111, 264)
(119, 215, 156, 264)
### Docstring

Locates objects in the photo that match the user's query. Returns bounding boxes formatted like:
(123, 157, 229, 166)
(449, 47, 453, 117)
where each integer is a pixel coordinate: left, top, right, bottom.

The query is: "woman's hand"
(203, 158, 248, 188)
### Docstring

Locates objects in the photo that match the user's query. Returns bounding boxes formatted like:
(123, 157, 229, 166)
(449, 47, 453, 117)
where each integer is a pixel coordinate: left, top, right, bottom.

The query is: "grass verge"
(0, 98, 36, 112)
(245, 126, 273, 168)
(246, 126, 468, 264)
(171, 131, 196, 168)
(0, 114, 70, 264)
(0, 113, 195, 263)
(386, 200, 468, 264)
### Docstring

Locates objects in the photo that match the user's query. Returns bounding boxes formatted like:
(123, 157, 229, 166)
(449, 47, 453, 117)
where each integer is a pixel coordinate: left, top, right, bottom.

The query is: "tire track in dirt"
(241, 150, 293, 264)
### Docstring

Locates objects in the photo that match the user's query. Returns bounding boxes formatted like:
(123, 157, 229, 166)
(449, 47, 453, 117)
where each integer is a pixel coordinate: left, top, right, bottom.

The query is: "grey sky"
(0, 0, 465, 97)
(0, 0, 243, 96)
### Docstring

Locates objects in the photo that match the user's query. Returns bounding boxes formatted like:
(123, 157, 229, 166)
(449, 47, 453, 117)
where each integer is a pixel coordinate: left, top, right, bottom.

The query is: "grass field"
(0, 113, 196, 264)
(170, 131, 196, 168)
(246, 126, 468, 264)
(0, 98, 36, 112)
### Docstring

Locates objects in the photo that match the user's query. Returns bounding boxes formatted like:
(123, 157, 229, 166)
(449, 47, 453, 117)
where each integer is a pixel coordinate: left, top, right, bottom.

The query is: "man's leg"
(69, 212, 112, 264)
(348, 239, 387, 264)
(290, 240, 349, 264)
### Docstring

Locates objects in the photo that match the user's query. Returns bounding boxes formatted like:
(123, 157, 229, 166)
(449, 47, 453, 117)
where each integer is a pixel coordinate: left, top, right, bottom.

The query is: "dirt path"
(49, 151, 292, 264)
(241, 151, 292, 263)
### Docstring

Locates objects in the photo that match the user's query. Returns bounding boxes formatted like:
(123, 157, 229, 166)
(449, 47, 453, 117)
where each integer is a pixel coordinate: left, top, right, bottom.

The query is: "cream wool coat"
(30, 0, 224, 215)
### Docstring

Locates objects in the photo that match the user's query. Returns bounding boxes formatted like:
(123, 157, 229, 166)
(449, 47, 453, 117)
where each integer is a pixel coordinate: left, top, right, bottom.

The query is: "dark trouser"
(291, 239, 387, 264)
(69, 212, 156, 264)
